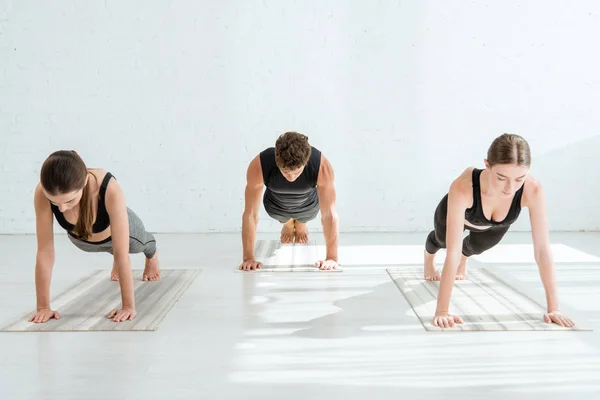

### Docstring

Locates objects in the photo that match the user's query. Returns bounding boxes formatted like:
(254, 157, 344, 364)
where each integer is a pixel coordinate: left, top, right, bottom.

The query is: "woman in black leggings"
(424, 134, 574, 328)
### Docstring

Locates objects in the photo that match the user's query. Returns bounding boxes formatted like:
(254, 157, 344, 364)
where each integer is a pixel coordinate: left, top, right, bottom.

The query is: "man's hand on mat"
(315, 259, 338, 270)
(108, 307, 136, 322)
(433, 312, 463, 328)
(29, 308, 60, 323)
(239, 259, 263, 271)
(544, 311, 575, 327)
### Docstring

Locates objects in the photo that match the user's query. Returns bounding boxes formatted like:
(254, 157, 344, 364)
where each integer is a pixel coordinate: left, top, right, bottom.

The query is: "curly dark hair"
(274, 132, 312, 171)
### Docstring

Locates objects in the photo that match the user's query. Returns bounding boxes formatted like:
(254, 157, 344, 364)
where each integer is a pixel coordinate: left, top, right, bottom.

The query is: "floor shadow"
(241, 278, 423, 339)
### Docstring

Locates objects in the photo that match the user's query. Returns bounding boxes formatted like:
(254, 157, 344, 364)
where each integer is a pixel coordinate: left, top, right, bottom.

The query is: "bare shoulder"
(524, 174, 542, 192)
(34, 183, 49, 208)
(246, 155, 264, 186)
(246, 155, 264, 188)
(318, 154, 334, 184)
(450, 167, 475, 195)
(34, 182, 44, 197)
(104, 175, 124, 198)
(446, 167, 475, 211)
(522, 174, 544, 207)
(99, 170, 125, 208)
(89, 168, 109, 184)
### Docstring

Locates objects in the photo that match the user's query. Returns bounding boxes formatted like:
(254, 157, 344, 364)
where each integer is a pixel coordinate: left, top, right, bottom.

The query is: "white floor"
(1, 232, 599, 400)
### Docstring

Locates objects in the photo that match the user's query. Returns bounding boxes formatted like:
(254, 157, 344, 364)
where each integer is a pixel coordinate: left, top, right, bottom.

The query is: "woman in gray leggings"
(30, 150, 160, 324)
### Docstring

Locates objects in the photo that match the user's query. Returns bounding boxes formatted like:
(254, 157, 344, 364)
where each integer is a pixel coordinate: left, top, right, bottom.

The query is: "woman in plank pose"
(30, 150, 160, 324)
(424, 134, 574, 328)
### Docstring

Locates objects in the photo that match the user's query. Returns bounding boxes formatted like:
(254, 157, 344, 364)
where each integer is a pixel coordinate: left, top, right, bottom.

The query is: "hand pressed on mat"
(29, 308, 60, 324)
(108, 307, 136, 322)
(239, 259, 263, 271)
(544, 310, 575, 327)
(432, 312, 464, 328)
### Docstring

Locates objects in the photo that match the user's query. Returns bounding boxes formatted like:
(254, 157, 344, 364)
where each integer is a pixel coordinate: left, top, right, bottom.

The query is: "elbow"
(36, 250, 55, 268)
(113, 253, 130, 267)
(243, 210, 259, 224)
(321, 210, 338, 224)
(320, 205, 337, 221)
(444, 250, 463, 267)
(534, 247, 553, 265)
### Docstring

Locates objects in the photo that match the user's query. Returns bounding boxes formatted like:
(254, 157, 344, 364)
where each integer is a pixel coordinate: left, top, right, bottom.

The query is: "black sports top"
(260, 146, 321, 211)
(50, 172, 114, 234)
(465, 168, 524, 227)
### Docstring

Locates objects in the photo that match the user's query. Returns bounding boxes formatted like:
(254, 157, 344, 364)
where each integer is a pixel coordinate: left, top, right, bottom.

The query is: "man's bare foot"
(456, 255, 468, 280)
(143, 251, 161, 281)
(111, 262, 119, 281)
(294, 220, 309, 243)
(424, 250, 441, 281)
(280, 219, 295, 244)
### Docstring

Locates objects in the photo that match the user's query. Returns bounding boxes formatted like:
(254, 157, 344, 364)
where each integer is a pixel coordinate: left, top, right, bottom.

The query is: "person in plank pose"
(239, 132, 339, 271)
(424, 133, 574, 328)
(31, 150, 160, 323)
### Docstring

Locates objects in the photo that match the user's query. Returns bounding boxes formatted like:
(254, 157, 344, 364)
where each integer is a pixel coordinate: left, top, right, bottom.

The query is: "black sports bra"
(464, 168, 524, 227)
(50, 172, 114, 235)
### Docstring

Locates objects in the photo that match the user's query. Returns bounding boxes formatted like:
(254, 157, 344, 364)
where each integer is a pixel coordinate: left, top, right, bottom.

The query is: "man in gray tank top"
(239, 132, 339, 271)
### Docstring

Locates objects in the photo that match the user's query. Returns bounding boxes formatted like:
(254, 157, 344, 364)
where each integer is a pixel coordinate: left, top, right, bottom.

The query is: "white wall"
(1, 1, 599, 234)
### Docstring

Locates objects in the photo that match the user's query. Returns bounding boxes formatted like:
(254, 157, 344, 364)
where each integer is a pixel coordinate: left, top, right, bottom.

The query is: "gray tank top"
(259, 146, 321, 212)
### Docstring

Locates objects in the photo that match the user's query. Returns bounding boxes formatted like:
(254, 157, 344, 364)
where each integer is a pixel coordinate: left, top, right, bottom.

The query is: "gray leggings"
(263, 195, 320, 224)
(68, 207, 156, 258)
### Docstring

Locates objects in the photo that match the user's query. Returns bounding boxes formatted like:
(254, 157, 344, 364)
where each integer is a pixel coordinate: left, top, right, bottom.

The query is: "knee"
(144, 241, 157, 259)
(425, 230, 443, 253)
(462, 239, 486, 257)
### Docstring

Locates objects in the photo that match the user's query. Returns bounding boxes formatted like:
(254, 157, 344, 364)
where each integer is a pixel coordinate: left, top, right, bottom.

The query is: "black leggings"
(425, 194, 510, 257)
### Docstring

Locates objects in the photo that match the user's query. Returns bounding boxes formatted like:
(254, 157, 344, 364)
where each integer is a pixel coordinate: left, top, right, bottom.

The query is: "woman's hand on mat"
(29, 308, 60, 323)
(432, 312, 463, 328)
(108, 307, 136, 322)
(239, 259, 263, 271)
(315, 259, 338, 270)
(544, 311, 575, 327)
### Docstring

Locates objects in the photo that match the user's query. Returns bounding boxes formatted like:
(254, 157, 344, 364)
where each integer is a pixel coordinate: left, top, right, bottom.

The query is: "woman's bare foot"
(294, 221, 309, 243)
(456, 255, 468, 280)
(280, 219, 295, 244)
(111, 262, 119, 281)
(424, 250, 441, 281)
(143, 251, 161, 281)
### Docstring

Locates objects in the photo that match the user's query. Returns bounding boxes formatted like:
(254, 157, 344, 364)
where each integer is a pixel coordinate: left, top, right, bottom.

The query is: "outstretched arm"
(105, 178, 136, 322)
(29, 184, 60, 323)
(434, 179, 470, 327)
(240, 156, 264, 271)
(528, 182, 574, 327)
(316, 155, 339, 270)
